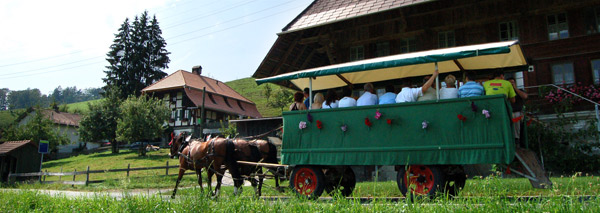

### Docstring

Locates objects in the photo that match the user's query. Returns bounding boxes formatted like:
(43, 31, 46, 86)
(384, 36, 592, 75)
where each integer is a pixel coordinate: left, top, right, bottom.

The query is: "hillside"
(226, 77, 294, 117)
(65, 99, 102, 114)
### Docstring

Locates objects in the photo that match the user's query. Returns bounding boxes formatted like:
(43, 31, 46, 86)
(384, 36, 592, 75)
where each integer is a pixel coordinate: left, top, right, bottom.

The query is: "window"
(400, 38, 416, 53)
(350, 46, 364, 61)
(375, 42, 390, 57)
(237, 100, 245, 111)
(176, 109, 182, 120)
(585, 7, 600, 35)
(223, 96, 232, 108)
(504, 71, 526, 89)
(547, 13, 569, 40)
(551, 63, 574, 85)
(499, 21, 519, 41)
(184, 110, 189, 121)
(207, 93, 217, 104)
(592, 59, 600, 84)
(438, 31, 455, 48)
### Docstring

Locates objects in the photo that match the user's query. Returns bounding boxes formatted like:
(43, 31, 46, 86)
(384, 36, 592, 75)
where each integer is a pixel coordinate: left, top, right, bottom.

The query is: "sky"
(0, 0, 314, 94)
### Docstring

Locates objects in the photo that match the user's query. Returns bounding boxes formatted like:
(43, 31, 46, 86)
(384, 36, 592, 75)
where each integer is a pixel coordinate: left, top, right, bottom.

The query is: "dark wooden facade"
(255, 0, 600, 94)
(0, 141, 41, 183)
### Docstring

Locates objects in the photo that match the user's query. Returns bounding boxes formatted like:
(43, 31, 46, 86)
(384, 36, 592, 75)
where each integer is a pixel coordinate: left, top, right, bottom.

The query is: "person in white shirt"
(322, 89, 339, 109)
(439, 74, 458, 99)
(338, 87, 357, 108)
(396, 70, 439, 103)
(357, 83, 378, 106)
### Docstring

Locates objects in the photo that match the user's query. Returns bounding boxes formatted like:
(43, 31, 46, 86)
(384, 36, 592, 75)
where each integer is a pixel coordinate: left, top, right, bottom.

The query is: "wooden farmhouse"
(0, 140, 41, 183)
(254, 0, 600, 112)
(18, 109, 100, 154)
(142, 66, 262, 136)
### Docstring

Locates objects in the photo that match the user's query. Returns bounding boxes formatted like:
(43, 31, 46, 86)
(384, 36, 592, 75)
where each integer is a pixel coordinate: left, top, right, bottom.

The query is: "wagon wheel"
(290, 166, 325, 199)
(396, 165, 445, 198)
(444, 172, 466, 197)
(324, 167, 356, 197)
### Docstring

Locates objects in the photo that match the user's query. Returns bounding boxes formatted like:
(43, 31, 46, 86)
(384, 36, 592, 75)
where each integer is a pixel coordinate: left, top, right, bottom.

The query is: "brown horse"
(169, 133, 209, 198)
(170, 134, 281, 197)
(169, 134, 237, 197)
(226, 138, 281, 196)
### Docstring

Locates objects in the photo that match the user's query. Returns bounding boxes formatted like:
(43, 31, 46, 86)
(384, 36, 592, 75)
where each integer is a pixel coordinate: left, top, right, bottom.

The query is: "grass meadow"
(1, 149, 599, 211)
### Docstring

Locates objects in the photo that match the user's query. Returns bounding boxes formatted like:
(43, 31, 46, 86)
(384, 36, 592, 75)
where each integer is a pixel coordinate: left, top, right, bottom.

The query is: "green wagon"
(257, 40, 551, 198)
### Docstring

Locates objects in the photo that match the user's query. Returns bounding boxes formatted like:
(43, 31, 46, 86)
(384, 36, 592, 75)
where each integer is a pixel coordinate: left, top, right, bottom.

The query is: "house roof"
(142, 70, 254, 104)
(40, 110, 81, 127)
(282, 0, 432, 33)
(0, 140, 35, 155)
(184, 88, 262, 118)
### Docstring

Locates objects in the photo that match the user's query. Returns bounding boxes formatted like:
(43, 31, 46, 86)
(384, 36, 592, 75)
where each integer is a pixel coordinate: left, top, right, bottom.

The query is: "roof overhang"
(256, 40, 526, 90)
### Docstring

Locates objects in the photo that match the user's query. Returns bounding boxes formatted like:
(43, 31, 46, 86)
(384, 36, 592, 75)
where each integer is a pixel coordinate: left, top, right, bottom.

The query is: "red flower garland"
(457, 114, 467, 122)
(316, 120, 323, 129)
(365, 118, 372, 127)
(387, 119, 392, 125)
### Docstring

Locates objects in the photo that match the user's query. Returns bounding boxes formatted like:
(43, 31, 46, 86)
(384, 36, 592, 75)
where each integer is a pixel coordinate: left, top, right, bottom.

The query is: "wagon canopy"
(256, 40, 526, 90)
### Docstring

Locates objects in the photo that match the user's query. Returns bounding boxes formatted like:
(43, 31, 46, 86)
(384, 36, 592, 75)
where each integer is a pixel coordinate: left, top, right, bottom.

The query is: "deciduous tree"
(116, 95, 169, 156)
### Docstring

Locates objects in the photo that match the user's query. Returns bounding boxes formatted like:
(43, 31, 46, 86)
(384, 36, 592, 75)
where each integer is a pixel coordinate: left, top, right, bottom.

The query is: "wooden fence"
(8, 161, 195, 185)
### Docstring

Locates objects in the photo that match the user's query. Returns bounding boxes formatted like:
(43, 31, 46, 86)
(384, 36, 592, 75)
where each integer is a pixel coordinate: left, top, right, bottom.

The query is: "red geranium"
(316, 120, 323, 129)
(387, 119, 392, 125)
(365, 118, 372, 127)
(457, 114, 467, 122)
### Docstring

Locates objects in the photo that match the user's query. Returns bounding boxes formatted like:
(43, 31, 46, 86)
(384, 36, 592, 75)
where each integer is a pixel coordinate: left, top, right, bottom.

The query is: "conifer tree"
(103, 11, 170, 99)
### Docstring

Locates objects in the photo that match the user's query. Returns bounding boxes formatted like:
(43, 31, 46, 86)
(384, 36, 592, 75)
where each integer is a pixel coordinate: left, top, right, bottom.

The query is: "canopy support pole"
(308, 77, 313, 109)
(435, 62, 439, 100)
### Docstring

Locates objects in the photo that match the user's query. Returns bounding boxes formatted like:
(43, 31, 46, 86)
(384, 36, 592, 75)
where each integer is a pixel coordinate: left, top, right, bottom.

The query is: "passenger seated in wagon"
(357, 83, 378, 106)
(395, 70, 439, 103)
(322, 89, 339, 109)
(458, 71, 485, 98)
(439, 74, 458, 99)
(289, 91, 307, 111)
(310, 93, 325, 109)
(338, 87, 357, 107)
(378, 85, 396, 105)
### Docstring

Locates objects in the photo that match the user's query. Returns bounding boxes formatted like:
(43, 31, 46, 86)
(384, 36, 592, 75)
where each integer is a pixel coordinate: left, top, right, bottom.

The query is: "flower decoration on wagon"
(299, 121, 307, 130)
(387, 118, 392, 125)
(471, 102, 478, 112)
(482, 109, 491, 119)
(457, 114, 467, 122)
(307, 113, 313, 122)
(422, 120, 429, 129)
(374, 110, 382, 120)
(340, 124, 347, 132)
(365, 118, 373, 130)
(316, 120, 323, 130)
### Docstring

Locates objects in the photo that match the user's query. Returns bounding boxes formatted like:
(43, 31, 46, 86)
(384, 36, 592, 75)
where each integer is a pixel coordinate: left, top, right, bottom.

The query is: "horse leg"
(258, 168, 264, 197)
(214, 167, 224, 197)
(195, 168, 203, 192)
(206, 167, 214, 196)
(171, 168, 185, 199)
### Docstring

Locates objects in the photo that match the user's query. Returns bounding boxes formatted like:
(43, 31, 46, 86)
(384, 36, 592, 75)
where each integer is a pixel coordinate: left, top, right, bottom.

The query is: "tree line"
(0, 87, 102, 111)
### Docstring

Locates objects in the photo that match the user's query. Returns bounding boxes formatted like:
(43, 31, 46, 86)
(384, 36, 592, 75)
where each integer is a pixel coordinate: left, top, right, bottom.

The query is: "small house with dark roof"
(0, 140, 41, 183)
(18, 109, 99, 153)
(142, 66, 262, 136)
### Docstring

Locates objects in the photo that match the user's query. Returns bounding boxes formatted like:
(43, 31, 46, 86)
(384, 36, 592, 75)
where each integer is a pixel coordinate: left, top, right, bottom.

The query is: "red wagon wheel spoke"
(295, 168, 317, 195)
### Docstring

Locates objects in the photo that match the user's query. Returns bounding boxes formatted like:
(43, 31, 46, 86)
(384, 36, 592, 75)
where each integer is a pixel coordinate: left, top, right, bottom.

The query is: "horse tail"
(266, 141, 279, 164)
(225, 139, 242, 186)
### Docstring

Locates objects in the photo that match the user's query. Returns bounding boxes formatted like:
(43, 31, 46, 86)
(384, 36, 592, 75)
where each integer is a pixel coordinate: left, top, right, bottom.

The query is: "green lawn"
(64, 99, 102, 114)
(226, 77, 294, 117)
(0, 110, 21, 129)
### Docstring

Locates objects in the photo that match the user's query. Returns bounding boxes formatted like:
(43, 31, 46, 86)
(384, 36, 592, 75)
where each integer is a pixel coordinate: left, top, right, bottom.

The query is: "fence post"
(8, 172, 13, 184)
(59, 167, 63, 181)
(85, 166, 90, 186)
(127, 164, 130, 177)
(43, 170, 47, 182)
(166, 161, 169, 176)
(72, 169, 77, 187)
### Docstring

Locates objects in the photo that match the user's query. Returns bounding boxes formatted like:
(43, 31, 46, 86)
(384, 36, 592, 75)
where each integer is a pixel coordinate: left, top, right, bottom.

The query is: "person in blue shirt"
(378, 85, 397, 104)
(303, 88, 310, 108)
(458, 72, 485, 98)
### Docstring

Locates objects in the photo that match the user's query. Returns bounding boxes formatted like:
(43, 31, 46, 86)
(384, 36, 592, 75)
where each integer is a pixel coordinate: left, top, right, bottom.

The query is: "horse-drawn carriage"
(255, 40, 551, 198)
(170, 40, 551, 199)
